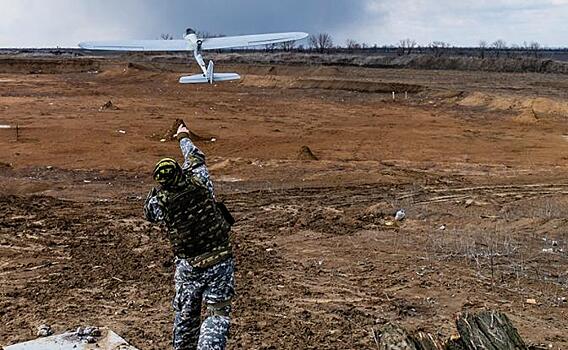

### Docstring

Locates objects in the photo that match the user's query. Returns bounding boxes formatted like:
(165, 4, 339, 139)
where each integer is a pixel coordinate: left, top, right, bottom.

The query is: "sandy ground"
(0, 59, 567, 349)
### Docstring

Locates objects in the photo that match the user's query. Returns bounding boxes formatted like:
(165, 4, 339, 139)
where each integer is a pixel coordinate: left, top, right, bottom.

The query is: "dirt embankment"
(0, 57, 103, 74)
(206, 53, 568, 75)
(455, 92, 568, 123)
(3, 50, 568, 75)
(116, 52, 568, 75)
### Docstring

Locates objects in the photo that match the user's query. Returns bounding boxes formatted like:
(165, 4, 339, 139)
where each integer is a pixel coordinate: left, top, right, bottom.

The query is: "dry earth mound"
(457, 91, 568, 122)
(210, 52, 568, 74)
(162, 118, 209, 142)
(297, 146, 318, 160)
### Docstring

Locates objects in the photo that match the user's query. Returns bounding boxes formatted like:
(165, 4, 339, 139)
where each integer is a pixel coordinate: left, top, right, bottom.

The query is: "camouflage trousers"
(173, 257, 235, 350)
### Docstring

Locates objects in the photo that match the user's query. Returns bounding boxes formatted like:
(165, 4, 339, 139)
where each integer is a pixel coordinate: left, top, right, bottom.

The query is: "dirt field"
(1, 57, 567, 349)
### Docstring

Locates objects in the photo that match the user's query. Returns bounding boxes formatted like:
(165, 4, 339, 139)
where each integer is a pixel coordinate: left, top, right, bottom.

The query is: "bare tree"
(429, 41, 451, 57)
(492, 39, 507, 57)
(398, 38, 417, 56)
(279, 40, 296, 51)
(345, 39, 361, 50)
(160, 33, 174, 40)
(309, 33, 334, 53)
(479, 40, 488, 59)
(528, 41, 541, 58)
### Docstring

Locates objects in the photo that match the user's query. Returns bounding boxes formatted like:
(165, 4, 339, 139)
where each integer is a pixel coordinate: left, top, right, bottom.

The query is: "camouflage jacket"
(144, 136, 232, 267)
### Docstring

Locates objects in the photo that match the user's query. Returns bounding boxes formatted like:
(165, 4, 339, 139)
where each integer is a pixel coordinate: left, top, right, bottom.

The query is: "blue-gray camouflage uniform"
(144, 135, 234, 350)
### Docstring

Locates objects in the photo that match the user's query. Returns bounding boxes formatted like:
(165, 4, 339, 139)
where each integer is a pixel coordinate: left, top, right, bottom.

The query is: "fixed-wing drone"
(79, 28, 308, 84)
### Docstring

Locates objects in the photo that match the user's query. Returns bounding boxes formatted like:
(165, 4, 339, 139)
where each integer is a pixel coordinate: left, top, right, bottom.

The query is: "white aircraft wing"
(78, 40, 190, 51)
(201, 32, 308, 50)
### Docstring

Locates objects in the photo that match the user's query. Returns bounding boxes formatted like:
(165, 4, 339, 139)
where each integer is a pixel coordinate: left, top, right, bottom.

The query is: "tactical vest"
(162, 181, 231, 263)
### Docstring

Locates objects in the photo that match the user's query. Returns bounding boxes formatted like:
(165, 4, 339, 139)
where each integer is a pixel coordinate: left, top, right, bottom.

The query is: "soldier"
(144, 122, 234, 350)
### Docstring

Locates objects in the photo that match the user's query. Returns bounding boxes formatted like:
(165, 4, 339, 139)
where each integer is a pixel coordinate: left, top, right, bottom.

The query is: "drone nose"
(186, 28, 195, 36)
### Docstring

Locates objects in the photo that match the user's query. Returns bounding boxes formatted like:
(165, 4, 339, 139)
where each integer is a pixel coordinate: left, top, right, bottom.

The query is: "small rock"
(439, 224, 446, 231)
(542, 248, 554, 253)
(526, 298, 537, 305)
(77, 326, 101, 338)
(84, 326, 101, 337)
(552, 240, 559, 247)
(82, 336, 97, 344)
(118, 130, 126, 134)
(37, 324, 53, 337)
(99, 100, 119, 111)
(395, 209, 406, 221)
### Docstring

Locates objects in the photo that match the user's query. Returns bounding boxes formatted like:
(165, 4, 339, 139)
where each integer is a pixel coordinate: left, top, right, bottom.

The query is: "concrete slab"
(3, 328, 138, 350)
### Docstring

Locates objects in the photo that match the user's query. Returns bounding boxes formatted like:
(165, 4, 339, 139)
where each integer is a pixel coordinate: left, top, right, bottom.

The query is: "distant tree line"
(268, 33, 560, 60)
(159, 31, 567, 60)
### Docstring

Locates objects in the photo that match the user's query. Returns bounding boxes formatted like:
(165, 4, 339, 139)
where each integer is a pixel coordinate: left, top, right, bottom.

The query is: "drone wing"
(201, 32, 308, 50)
(78, 40, 190, 51)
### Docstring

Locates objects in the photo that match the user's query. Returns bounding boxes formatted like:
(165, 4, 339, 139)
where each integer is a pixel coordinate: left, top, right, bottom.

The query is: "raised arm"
(175, 124, 216, 197)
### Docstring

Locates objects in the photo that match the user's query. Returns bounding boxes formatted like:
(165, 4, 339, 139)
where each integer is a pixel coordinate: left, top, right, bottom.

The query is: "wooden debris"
(456, 311, 527, 350)
(377, 323, 443, 350)
(376, 310, 527, 350)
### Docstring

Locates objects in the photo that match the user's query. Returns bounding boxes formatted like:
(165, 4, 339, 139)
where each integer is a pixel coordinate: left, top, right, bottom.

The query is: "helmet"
(153, 158, 182, 187)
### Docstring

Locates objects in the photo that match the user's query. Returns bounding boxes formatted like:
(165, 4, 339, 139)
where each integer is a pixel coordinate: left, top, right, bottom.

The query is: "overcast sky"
(1, 0, 567, 48)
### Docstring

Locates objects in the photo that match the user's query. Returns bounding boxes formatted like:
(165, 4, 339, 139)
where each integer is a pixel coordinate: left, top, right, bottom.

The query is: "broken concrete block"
(4, 327, 138, 350)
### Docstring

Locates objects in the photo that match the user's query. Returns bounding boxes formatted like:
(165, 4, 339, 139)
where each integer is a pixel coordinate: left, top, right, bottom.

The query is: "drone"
(79, 28, 308, 84)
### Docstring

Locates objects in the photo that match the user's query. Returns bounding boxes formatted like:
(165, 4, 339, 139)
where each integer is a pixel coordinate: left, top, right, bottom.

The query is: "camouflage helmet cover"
(153, 158, 182, 187)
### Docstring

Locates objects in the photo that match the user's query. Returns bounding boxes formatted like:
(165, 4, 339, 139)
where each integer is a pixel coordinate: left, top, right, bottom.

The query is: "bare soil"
(0, 58, 567, 349)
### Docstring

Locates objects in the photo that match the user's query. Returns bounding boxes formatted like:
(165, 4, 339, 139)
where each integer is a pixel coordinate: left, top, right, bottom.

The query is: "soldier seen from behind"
(144, 121, 235, 350)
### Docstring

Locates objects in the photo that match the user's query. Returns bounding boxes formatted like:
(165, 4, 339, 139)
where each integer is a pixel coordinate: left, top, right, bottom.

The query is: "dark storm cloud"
(0, 0, 369, 47)
(135, 0, 369, 38)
